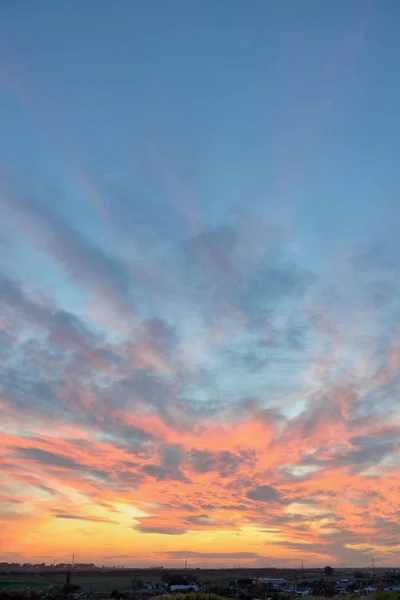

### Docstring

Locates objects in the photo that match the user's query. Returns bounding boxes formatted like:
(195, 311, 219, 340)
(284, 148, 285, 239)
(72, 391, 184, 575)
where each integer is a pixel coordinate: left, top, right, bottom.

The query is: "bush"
(62, 584, 81, 596)
(371, 593, 400, 600)
(353, 571, 365, 579)
(161, 572, 199, 586)
(182, 595, 229, 600)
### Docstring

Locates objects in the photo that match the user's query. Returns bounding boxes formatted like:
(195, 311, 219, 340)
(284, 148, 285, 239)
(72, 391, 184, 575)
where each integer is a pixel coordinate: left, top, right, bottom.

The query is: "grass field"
(0, 574, 138, 592)
(0, 568, 392, 593)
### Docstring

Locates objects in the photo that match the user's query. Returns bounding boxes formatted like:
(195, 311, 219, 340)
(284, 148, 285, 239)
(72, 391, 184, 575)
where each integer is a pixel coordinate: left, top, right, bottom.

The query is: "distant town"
(1, 561, 400, 600)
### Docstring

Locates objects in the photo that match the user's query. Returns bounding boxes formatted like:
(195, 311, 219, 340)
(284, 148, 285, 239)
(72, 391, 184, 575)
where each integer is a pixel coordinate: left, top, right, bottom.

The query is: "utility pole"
(255, 577, 260, 599)
(291, 575, 297, 600)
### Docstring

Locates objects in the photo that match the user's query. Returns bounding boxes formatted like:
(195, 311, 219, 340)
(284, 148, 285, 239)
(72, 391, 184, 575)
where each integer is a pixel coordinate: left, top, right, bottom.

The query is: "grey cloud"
(10, 449, 115, 489)
(1, 324, 175, 439)
(0, 272, 118, 370)
(300, 431, 399, 473)
(144, 317, 176, 350)
(102, 555, 133, 559)
(349, 242, 398, 274)
(0, 509, 26, 521)
(0, 356, 158, 451)
(52, 512, 119, 524)
(163, 444, 183, 469)
(363, 280, 398, 310)
(246, 485, 281, 502)
(123, 317, 176, 370)
(12, 447, 83, 471)
(290, 386, 357, 439)
(3, 193, 134, 313)
(135, 525, 187, 535)
(184, 226, 316, 327)
(229, 349, 270, 371)
(0, 272, 181, 437)
(0, 368, 56, 416)
(189, 449, 255, 477)
(110, 470, 142, 489)
(261, 513, 310, 527)
(370, 516, 400, 534)
(219, 504, 247, 511)
(244, 262, 313, 304)
(184, 226, 237, 282)
(341, 444, 398, 474)
(30, 482, 59, 497)
(235, 262, 316, 326)
(158, 501, 197, 513)
(142, 444, 189, 482)
(185, 514, 211, 525)
(86, 469, 113, 483)
(229, 398, 286, 425)
(0, 330, 13, 358)
(105, 371, 176, 420)
(142, 464, 188, 482)
(157, 551, 263, 559)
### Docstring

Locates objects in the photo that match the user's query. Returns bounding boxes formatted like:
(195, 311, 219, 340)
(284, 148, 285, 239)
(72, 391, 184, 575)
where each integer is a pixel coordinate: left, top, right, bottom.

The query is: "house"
(258, 578, 290, 588)
(170, 584, 199, 593)
(295, 586, 312, 596)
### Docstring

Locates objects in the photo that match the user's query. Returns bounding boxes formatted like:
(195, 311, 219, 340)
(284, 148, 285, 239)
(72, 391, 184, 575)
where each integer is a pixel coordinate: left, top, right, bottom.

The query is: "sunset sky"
(0, 1, 399, 568)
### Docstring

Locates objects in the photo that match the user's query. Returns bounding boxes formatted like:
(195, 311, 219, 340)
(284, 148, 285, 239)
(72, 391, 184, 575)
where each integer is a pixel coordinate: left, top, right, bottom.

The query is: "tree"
(131, 580, 144, 590)
(161, 572, 188, 586)
(161, 572, 173, 584)
(324, 566, 334, 576)
(62, 584, 81, 597)
(354, 571, 365, 579)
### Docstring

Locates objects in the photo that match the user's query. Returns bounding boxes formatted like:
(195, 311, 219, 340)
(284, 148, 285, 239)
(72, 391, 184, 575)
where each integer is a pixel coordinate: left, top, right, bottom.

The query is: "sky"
(0, 0, 399, 569)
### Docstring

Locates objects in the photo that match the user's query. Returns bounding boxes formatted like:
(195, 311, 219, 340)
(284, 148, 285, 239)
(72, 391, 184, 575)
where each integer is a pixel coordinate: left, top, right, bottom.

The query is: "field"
(0, 568, 390, 593)
(0, 573, 138, 592)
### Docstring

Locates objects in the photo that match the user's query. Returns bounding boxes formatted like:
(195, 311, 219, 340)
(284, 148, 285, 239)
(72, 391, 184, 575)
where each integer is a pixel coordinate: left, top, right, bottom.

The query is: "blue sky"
(0, 1, 399, 567)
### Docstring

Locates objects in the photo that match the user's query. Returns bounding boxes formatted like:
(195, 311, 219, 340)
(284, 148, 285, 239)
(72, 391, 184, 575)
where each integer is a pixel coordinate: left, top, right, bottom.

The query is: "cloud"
(189, 449, 256, 477)
(0, 173, 399, 567)
(246, 485, 281, 502)
(52, 513, 119, 524)
(183, 225, 316, 326)
(12, 447, 84, 471)
(2, 192, 134, 314)
(142, 464, 187, 482)
(157, 551, 263, 559)
(102, 555, 133, 559)
(184, 226, 237, 285)
(135, 524, 187, 535)
(0, 271, 121, 391)
(142, 444, 189, 482)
